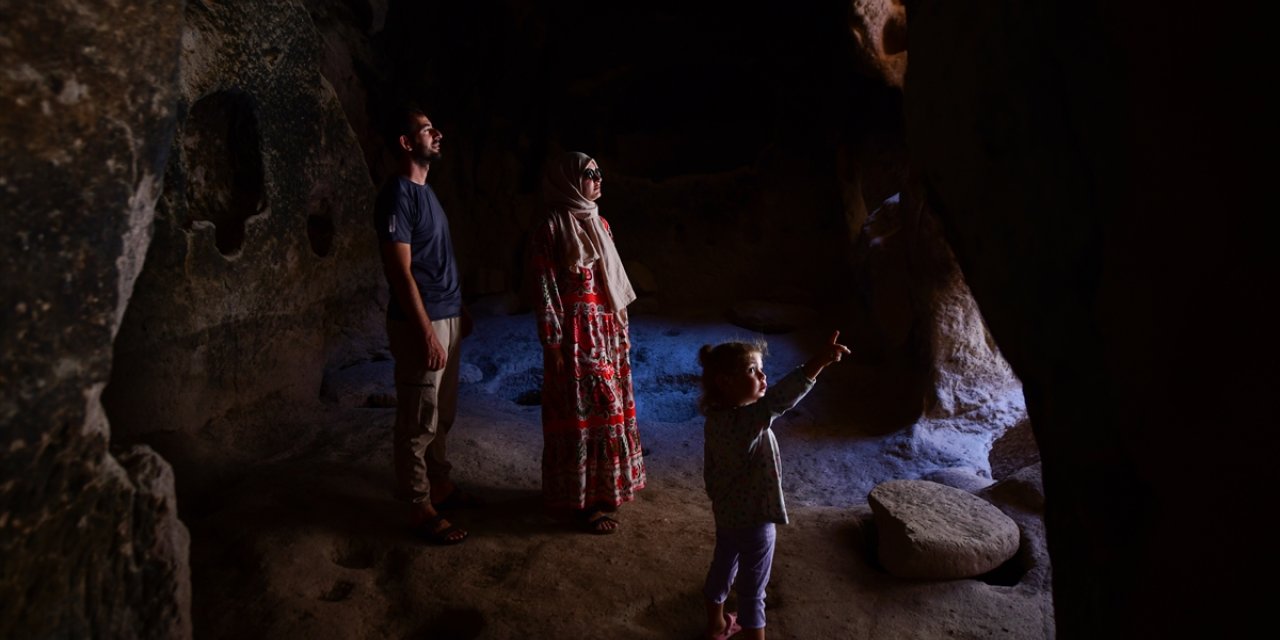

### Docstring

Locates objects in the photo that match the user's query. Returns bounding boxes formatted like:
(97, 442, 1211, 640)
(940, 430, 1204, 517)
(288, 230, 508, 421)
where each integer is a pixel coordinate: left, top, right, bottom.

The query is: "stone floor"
(154, 309, 1051, 639)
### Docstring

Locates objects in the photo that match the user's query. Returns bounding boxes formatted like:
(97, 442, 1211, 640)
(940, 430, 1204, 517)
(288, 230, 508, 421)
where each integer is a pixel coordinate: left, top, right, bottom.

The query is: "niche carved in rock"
(183, 89, 266, 256)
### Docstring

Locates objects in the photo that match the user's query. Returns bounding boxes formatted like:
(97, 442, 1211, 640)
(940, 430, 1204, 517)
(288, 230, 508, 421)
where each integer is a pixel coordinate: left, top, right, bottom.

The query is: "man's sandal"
(412, 514, 468, 545)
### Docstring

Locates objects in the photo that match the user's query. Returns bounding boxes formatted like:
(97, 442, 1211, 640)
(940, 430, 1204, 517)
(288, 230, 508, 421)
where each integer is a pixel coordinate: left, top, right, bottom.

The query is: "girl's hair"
(697, 339, 768, 413)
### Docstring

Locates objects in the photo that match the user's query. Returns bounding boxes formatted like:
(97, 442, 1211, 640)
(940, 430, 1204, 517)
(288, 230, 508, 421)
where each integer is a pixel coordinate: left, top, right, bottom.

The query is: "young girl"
(698, 331, 851, 640)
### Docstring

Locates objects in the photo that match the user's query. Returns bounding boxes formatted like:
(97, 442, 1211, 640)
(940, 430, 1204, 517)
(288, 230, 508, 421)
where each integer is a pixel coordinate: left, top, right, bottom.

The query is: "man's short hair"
(383, 104, 428, 152)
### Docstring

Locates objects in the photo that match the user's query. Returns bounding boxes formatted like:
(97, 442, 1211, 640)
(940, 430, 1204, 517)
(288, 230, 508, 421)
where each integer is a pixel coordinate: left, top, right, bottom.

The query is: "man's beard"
(412, 146, 441, 164)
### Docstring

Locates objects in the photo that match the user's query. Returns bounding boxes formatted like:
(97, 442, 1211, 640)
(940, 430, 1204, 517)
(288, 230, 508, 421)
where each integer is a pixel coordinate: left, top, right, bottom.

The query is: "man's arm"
(380, 240, 447, 371)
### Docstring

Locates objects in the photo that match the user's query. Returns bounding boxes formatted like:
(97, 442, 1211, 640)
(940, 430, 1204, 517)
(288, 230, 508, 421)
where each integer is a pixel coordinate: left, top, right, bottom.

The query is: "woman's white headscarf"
(541, 151, 636, 312)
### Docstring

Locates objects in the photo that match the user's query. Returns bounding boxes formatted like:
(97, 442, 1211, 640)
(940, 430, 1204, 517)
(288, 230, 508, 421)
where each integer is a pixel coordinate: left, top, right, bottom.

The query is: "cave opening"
(9, 0, 1274, 637)
(101, 2, 1042, 638)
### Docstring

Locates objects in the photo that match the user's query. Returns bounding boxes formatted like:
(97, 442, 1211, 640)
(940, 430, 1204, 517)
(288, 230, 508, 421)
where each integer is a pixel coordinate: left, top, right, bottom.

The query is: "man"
(374, 106, 477, 544)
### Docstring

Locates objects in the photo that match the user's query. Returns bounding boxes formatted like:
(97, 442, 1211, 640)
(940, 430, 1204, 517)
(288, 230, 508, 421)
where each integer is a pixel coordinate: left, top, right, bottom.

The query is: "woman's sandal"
(412, 513, 468, 545)
(583, 510, 620, 535)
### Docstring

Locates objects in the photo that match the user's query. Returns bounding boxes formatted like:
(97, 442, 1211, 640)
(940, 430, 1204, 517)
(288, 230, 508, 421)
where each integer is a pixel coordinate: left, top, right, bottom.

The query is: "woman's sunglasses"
(583, 167, 604, 181)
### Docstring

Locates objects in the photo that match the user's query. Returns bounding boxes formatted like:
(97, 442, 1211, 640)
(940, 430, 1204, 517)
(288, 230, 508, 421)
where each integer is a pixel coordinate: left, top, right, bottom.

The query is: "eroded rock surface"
(847, 0, 909, 88)
(0, 1, 191, 637)
(101, 0, 384, 450)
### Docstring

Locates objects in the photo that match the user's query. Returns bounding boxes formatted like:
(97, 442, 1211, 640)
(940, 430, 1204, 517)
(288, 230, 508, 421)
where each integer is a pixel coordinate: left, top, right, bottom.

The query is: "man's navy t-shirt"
(373, 177, 462, 322)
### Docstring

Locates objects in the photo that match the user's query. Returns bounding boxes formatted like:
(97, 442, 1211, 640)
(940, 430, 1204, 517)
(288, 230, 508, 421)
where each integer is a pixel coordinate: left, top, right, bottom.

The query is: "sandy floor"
(170, 308, 1050, 639)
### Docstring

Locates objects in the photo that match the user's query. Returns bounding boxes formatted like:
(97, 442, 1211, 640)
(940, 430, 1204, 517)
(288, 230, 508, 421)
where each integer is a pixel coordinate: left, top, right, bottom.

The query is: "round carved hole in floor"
(415, 608, 486, 640)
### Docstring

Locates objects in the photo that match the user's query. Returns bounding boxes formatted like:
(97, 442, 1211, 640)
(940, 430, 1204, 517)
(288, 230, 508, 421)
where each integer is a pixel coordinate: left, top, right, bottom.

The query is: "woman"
(529, 151, 646, 534)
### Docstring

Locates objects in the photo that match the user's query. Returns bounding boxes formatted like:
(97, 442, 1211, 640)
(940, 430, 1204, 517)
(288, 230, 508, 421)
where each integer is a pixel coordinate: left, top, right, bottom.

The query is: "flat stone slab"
(869, 479, 1020, 579)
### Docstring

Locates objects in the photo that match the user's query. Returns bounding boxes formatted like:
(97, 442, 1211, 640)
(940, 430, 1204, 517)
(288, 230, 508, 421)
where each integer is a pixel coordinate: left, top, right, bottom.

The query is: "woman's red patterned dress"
(531, 214, 646, 509)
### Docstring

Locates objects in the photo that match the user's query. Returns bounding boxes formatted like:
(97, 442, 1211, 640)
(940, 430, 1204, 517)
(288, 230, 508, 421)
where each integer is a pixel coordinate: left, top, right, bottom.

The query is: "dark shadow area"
(378, 0, 864, 182)
(973, 528, 1031, 587)
(447, 489, 568, 539)
(844, 511, 887, 574)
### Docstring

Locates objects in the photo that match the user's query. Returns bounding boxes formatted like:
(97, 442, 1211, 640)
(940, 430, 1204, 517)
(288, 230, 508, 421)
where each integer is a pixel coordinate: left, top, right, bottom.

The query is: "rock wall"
(0, 1, 192, 637)
(1, 0, 386, 630)
(101, 0, 384, 446)
(847, 0, 908, 88)
(848, 188, 1019, 419)
(834, 44, 1025, 469)
(906, 0, 1272, 635)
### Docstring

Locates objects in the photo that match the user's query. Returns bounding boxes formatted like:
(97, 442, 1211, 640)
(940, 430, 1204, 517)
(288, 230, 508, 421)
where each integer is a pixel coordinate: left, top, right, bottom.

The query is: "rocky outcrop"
(905, 0, 1272, 635)
(0, 1, 191, 637)
(847, 0, 908, 88)
(870, 479, 1020, 579)
(844, 187, 1026, 484)
(989, 416, 1039, 481)
(101, 0, 384, 446)
(852, 190, 1020, 420)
